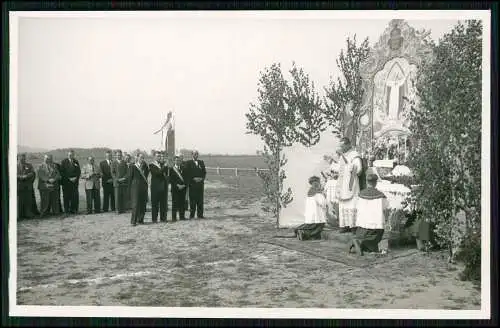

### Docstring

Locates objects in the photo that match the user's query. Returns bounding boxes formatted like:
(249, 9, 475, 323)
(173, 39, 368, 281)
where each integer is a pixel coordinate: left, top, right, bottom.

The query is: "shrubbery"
(408, 20, 482, 282)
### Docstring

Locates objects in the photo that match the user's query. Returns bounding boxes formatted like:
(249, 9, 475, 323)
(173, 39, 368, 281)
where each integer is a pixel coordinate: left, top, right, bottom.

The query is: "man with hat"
(349, 172, 388, 256)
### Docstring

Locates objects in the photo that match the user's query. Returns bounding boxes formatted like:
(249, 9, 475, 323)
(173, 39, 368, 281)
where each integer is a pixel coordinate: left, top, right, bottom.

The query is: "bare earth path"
(16, 176, 480, 309)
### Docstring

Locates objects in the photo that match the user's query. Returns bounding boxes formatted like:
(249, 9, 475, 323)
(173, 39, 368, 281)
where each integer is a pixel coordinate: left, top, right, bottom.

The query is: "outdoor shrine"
(280, 20, 434, 250)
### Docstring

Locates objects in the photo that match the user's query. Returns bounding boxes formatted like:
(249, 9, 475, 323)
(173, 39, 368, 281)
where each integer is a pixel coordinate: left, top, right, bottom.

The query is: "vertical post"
(255, 168, 259, 176)
(217, 167, 220, 175)
(235, 168, 238, 176)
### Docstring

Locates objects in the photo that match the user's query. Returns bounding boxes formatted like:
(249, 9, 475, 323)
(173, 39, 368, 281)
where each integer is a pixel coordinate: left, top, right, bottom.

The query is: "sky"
(15, 12, 460, 155)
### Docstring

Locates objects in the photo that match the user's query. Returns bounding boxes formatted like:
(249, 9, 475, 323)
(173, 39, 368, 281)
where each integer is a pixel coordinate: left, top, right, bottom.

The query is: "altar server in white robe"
(350, 173, 389, 256)
(304, 176, 327, 224)
(335, 137, 363, 233)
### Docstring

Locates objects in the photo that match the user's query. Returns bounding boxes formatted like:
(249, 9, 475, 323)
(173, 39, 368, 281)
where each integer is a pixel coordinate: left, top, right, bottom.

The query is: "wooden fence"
(205, 167, 269, 177)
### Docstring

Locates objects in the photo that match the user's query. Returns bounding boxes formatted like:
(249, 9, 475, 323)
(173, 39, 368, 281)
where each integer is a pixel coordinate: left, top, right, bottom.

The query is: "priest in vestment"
(350, 173, 388, 256)
(335, 137, 363, 233)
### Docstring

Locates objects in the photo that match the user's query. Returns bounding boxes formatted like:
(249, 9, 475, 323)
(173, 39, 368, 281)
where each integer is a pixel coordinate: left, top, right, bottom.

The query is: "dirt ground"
(16, 176, 481, 309)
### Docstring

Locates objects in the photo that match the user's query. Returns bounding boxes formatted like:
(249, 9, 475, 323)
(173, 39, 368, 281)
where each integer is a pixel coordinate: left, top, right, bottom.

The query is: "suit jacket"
(111, 160, 129, 188)
(99, 159, 114, 185)
(82, 163, 102, 190)
(128, 163, 149, 195)
(37, 163, 61, 191)
(17, 162, 36, 191)
(170, 165, 187, 192)
(149, 161, 169, 193)
(184, 159, 207, 184)
(60, 158, 81, 185)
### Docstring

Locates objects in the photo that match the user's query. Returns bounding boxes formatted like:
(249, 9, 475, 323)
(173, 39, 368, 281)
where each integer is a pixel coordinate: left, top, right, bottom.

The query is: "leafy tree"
(324, 35, 370, 143)
(246, 63, 296, 227)
(286, 62, 326, 146)
(408, 20, 482, 281)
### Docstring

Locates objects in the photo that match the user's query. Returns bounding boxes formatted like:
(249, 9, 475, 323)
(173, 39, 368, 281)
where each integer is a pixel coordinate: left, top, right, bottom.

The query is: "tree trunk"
(276, 148, 281, 229)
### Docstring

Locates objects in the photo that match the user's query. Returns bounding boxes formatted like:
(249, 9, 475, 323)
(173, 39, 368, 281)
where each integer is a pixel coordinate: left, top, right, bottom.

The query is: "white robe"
(324, 179, 338, 204)
(356, 197, 389, 230)
(304, 193, 327, 224)
(337, 149, 363, 228)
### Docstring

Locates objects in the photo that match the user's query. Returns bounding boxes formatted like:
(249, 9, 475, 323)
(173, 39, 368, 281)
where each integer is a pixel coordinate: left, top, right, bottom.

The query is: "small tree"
(286, 62, 326, 146)
(324, 35, 370, 143)
(246, 63, 296, 227)
(409, 20, 482, 281)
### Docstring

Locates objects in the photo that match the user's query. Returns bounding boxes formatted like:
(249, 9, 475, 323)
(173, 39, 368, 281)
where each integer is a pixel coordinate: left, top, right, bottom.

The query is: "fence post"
(235, 168, 238, 176)
(216, 167, 220, 175)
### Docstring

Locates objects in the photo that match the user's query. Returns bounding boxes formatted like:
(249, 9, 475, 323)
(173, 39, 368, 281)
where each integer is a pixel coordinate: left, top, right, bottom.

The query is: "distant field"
(24, 150, 267, 170)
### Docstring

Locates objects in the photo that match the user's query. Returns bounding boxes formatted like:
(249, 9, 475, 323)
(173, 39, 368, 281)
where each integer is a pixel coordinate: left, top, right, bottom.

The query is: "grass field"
(16, 175, 481, 309)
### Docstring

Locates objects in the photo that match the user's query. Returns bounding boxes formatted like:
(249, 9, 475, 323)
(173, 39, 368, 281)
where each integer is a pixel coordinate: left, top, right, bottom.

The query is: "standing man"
(170, 155, 187, 221)
(111, 150, 129, 214)
(60, 150, 81, 214)
(149, 151, 169, 223)
(185, 150, 207, 219)
(335, 137, 363, 233)
(17, 153, 37, 219)
(53, 160, 63, 213)
(37, 154, 62, 217)
(129, 152, 149, 226)
(82, 156, 102, 215)
(99, 150, 115, 212)
(178, 153, 189, 210)
(124, 152, 134, 210)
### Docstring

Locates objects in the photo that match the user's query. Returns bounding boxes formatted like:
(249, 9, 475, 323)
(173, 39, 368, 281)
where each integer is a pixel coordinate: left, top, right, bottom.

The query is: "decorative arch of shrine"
(344, 19, 433, 163)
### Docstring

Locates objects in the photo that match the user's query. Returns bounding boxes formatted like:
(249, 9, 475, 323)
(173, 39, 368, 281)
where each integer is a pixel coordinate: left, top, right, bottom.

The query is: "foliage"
(324, 35, 370, 142)
(408, 20, 482, 281)
(286, 62, 326, 146)
(245, 63, 296, 227)
(256, 147, 293, 219)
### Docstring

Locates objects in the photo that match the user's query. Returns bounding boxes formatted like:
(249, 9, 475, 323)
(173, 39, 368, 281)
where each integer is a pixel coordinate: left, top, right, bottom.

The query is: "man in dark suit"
(99, 150, 115, 212)
(124, 152, 134, 210)
(185, 150, 207, 219)
(129, 152, 149, 226)
(60, 150, 81, 214)
(37, 154, 62, 217)
(170, 155, 187, 221)
(54, 161, 64, 213)
(149, 151, 169, 223)
(17, 153, 37, 219)
(111, 150, 129, 214)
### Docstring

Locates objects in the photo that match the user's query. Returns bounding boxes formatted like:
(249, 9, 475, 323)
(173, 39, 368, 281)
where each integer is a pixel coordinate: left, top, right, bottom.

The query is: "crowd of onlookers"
(17, 149, 207, 226)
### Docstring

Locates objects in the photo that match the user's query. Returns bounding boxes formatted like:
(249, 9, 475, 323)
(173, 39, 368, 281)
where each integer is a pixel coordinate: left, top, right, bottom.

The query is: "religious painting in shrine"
(354, 19, 433, 160)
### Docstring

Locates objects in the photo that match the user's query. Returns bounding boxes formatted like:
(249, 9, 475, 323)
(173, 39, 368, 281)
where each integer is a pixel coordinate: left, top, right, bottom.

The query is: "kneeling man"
(350, 173, 388, 256)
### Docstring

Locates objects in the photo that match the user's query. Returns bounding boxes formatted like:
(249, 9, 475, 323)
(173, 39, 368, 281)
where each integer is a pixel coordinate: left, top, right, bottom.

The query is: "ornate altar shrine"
(344, 19, 433, 162)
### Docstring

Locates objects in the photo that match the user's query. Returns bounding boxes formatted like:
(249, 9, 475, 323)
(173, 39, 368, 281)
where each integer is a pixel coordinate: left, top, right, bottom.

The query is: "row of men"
(17, 149, 207, 224)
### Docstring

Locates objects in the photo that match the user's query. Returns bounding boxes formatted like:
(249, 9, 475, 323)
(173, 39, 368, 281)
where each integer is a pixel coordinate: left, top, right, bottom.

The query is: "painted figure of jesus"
(385, 65, 407, 120)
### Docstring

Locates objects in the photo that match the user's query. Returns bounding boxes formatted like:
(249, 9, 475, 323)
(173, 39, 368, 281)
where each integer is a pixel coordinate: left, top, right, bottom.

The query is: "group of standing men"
(17, 149, 207, 227)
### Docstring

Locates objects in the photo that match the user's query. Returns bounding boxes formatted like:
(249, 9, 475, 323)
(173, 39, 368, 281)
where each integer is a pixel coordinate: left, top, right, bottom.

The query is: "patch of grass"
(405, 287, 426, 294)
(67, 272, 88, 280)
(443, 304, 464, 310)
(37, 245, 56, 252)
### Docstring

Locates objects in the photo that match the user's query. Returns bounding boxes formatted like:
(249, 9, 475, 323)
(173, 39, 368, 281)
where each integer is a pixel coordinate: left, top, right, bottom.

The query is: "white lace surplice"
(356, 197, 389, 230)
(324, 179, 338, 204)
(304, 193, 327, 224)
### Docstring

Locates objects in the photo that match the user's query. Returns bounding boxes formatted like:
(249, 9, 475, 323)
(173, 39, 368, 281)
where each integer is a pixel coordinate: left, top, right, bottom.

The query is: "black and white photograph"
(8, 10, 491, 319)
